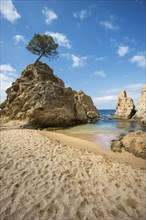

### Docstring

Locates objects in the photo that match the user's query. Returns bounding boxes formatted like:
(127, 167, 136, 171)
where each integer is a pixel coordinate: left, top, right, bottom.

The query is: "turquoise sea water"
(63, 110, 146, 149)
(66, 110, 146, 134)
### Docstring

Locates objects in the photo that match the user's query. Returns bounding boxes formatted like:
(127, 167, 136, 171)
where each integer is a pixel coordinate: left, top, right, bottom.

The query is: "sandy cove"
(41, 130, 146, 169)
(0, 129, 146, 220)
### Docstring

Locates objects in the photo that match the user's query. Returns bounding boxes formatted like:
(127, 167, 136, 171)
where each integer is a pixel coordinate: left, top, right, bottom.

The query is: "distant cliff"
(113, 90, 135, 119)
(0, 61, 100, 128)
(113, 85, 146, 126)
(134, 84, 146, 126)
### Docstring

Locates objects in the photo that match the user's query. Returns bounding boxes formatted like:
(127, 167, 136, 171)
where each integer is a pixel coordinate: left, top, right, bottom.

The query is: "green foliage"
(26, 34, 58, 65)
(110, 142, 122, 153)
(110, 146, 122, 153)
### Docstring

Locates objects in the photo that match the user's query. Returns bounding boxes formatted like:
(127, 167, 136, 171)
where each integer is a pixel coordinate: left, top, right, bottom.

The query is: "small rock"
(110, 140, 123, 153)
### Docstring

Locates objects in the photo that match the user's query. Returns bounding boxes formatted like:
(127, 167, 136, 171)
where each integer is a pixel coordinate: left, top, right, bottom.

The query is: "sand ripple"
(0, 129, 146, 219)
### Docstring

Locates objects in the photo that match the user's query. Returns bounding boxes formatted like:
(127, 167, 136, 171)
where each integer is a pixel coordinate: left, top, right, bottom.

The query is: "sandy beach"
(41, 130, 146, 169)
(0, 129, 146, 220)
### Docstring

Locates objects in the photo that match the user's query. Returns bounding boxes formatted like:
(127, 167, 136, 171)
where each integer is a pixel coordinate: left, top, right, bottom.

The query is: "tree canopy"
(26, 34, 58, 65)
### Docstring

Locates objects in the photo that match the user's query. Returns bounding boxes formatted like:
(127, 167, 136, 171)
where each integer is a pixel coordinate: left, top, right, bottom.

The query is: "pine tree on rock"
(26, 34, 58, 66)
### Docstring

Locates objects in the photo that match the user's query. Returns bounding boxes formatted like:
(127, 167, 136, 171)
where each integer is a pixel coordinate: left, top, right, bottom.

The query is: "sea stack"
(0, 62, 100, 128)
(135, 84, 146, 126)
(114, 90, 135, 119)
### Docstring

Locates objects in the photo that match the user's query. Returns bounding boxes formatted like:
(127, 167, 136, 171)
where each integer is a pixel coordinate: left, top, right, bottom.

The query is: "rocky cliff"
(135, 84, 146, 126)
(114, 90, 135, 119)
(0, 62, 100, 128)
(111, 130, 146, 159)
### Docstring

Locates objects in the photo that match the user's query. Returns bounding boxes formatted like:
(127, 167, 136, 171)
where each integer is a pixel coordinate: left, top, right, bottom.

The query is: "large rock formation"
(0, 62, 99, 128)
(134, 84, 146, 126)
(111, 130, 146, 159)
(113, 90, 135, 119)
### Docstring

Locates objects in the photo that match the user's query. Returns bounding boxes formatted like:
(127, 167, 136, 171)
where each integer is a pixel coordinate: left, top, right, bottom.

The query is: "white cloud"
(58, 68, 63, 71)
(130, 52, 146, 68)
(91, 71, 106, 77)
(0, 64, 16, 74)
(61, 53, 71, 59)
(61, 53, 87, 68)
(42, 7, 58, 25)
(106, 88, 121, 93)
(13, 35, 25, 45)
(123, 36, 136, 45)
(100, 21, 118, 30)
(0, 74, 14, 102)
(111, 40, 130, 57)
(0, 64, 17, 102)
(93, 95, 117, 104)
(107, 83, 143, 94)
(95, 57, 104, 61)
(0, 0, 21, 23)
(71, 54, 87, 68)
(73, 9, 88, 20)
(45, 31, 71, 49)
(117, 45, 129, 57)
(125, 83, 143, 90)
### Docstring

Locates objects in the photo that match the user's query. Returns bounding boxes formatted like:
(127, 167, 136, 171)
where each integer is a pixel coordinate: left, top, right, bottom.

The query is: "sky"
(0, 0, 146, 109)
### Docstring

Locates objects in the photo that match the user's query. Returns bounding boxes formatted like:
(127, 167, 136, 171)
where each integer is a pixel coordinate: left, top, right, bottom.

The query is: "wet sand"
(56, 130, 119, 150)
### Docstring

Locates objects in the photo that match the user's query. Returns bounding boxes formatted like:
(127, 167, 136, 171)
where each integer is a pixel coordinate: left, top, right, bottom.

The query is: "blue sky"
(0, 0, 145, 109)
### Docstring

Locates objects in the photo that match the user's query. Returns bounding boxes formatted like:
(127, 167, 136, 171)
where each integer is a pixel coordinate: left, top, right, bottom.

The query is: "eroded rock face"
(122, 130, 146, 159)
(0, 62, 99, 127)
(110, 130, 146, 159)
(114, 90, 135, 119)
(135, 84, 146, 126)
(74, 91, 99, 122)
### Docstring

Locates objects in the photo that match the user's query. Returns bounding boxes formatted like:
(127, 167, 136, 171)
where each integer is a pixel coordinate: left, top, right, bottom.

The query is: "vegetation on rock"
(26, 34, 58, 66)
(110, 140, 123, 153)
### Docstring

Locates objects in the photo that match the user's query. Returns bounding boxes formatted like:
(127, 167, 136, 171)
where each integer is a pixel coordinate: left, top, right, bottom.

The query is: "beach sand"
(41, 130, 146, 169)
(0, 129, 146, 219)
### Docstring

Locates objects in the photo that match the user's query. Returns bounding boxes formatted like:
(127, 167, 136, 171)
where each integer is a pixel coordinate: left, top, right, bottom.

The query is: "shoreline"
(0, 121, 145, 169)
(56, 129, 119, 150)
(40, 130, 146, 169)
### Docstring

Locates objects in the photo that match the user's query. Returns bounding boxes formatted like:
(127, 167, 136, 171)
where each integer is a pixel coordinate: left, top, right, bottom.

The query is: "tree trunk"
(34, 52, 45, 66)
